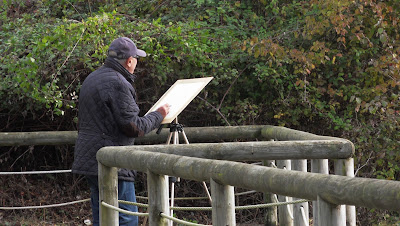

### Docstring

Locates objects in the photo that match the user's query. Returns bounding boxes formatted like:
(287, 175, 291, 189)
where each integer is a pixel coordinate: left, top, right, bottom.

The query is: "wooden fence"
(97, 145, 399, 225)
(1, 125, 399, 225)
(92, 126, 398, 225)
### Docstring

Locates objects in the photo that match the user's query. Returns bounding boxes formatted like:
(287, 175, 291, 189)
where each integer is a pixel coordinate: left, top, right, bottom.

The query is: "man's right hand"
(156, 104, 170, 118)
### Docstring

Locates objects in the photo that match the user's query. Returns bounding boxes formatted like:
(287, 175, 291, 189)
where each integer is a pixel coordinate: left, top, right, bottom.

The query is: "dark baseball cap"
(108, 37, 147, 59)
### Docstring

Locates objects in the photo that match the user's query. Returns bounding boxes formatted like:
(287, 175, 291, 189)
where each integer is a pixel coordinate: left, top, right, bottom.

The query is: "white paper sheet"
(145, 77, 213, 124)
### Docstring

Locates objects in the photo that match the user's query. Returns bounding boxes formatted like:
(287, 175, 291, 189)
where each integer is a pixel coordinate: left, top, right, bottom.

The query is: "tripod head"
(156, 122, 184, 134)
(169, 123, 184, 133)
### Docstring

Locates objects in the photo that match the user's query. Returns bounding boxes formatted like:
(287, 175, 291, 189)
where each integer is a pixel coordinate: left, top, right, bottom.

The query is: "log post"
(263, 138, 278, 226)
(317, 195, 345, 226)
(345, 158, 356, 226)
(98, 162, 118, 225)
(333, 160, 347, 224)
(263, 160, 278, 226)
(292, 159, 309, 226)
(211, 178, 236, 226)
(277, 160, 293, 226)
(335, 158, 356, 226)
(311, 159, 329, 226)
(147, 170, 169, 226)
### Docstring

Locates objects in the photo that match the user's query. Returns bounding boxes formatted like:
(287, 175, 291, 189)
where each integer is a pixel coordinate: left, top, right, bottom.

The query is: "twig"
(355, 151, 373, 176)
(66, 0, 84, 21)
(147, 0, 172, 19)
(218, 64, 249, 110)
(53, 0, 86, 84)
(196, 96, 231, 126)
(10, 146, 33, 169)
(52, 27, 86, 82)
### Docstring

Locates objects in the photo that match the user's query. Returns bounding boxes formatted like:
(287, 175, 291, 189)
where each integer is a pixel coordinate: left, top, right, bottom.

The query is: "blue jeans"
(86, 176, 139, 226)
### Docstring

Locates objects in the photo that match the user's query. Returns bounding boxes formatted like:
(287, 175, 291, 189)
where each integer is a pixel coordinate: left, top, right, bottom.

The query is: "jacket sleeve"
(109, 79, 164, 137)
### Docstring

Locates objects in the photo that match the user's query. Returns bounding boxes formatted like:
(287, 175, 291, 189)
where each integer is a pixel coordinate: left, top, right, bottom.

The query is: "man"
(72, 37, 169, 225)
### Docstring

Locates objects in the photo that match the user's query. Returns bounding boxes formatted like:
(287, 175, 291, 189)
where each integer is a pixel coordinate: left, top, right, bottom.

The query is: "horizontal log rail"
(0, 126, 264, 146)
(261, 126, 351, 142)
(0, 131, 78, 146)
(0, 125, 351, 146)
(97, 148, 400, 212)
(99, 140, 353, 161)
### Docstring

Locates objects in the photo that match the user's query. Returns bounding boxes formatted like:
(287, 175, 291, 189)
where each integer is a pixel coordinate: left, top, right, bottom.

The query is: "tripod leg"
(169, 119, 180, 223)
(181, 130, 190, 144)
(173, 130, 179, 144)
(202, 181, 212, 204)
(173, 129, 179, 145)
(173, 131, 180, 182)
(173, 118, 179, 145)
(181, 128, 211, 203)
(166, 132, 173, 145)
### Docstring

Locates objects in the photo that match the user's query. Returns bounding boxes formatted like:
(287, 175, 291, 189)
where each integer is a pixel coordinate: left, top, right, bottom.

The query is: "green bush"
(1, 0, 399, 196)
(1, 0, 399, 224)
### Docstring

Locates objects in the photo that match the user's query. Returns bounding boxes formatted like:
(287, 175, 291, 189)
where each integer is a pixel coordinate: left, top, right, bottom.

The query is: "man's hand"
(156, 104, 170, 118)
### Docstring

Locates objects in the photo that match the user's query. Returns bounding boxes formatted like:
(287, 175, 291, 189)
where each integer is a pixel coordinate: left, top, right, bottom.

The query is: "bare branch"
(196, 96, 231, 126)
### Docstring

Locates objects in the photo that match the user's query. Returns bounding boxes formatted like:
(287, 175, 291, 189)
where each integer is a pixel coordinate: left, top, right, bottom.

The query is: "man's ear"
(125, 57, 133, 67)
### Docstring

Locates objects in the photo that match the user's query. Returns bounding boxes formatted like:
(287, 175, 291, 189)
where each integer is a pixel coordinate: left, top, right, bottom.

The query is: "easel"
(163, 117, 212, 225)
(146, 77, 214, 225)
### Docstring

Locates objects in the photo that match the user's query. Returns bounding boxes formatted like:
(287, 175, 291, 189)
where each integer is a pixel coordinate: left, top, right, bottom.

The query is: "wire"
(0, 198, 90, 210)
(0, 169, 72, 175)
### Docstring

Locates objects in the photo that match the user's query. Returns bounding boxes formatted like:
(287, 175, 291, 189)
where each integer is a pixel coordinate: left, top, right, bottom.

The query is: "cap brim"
(136, 49, 147, 57)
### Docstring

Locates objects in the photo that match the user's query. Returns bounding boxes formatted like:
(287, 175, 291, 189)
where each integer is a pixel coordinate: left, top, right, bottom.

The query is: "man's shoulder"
(86, 66, 117, 80)
(83, 67, 125, 87)
(82, 66, 133, 94)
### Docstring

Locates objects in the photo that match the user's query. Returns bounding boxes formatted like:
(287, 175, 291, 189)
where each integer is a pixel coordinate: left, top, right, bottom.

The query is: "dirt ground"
(2, 171, 399, 225)
(0, 173, 267, 225)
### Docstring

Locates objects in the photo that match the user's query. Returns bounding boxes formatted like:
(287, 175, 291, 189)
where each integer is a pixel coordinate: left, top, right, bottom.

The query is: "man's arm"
(110, 83, 170, 137)
(120, 104, 170, 137)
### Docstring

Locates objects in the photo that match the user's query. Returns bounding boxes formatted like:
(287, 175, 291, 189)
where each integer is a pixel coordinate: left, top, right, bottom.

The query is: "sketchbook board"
(145, 77, 213, 124)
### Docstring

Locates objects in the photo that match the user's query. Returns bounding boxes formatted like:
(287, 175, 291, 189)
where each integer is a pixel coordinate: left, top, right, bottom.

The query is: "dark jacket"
(72, 57, 163, 181)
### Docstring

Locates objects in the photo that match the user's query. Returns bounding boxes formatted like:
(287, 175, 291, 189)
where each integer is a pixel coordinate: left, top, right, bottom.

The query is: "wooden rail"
(99, 140, 353, 160)
(97, 147, 400, 225)
(0, 126, 265, 146)
(261, 125, 356, 226)
(0, 125, 364, 225)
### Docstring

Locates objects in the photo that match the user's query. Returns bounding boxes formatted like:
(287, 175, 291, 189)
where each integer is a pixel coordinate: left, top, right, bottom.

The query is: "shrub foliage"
(0, 0, 399, 223)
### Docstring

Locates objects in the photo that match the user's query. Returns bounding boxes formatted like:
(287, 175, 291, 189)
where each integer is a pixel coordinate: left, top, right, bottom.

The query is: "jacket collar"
(104, 57, 137, 83)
